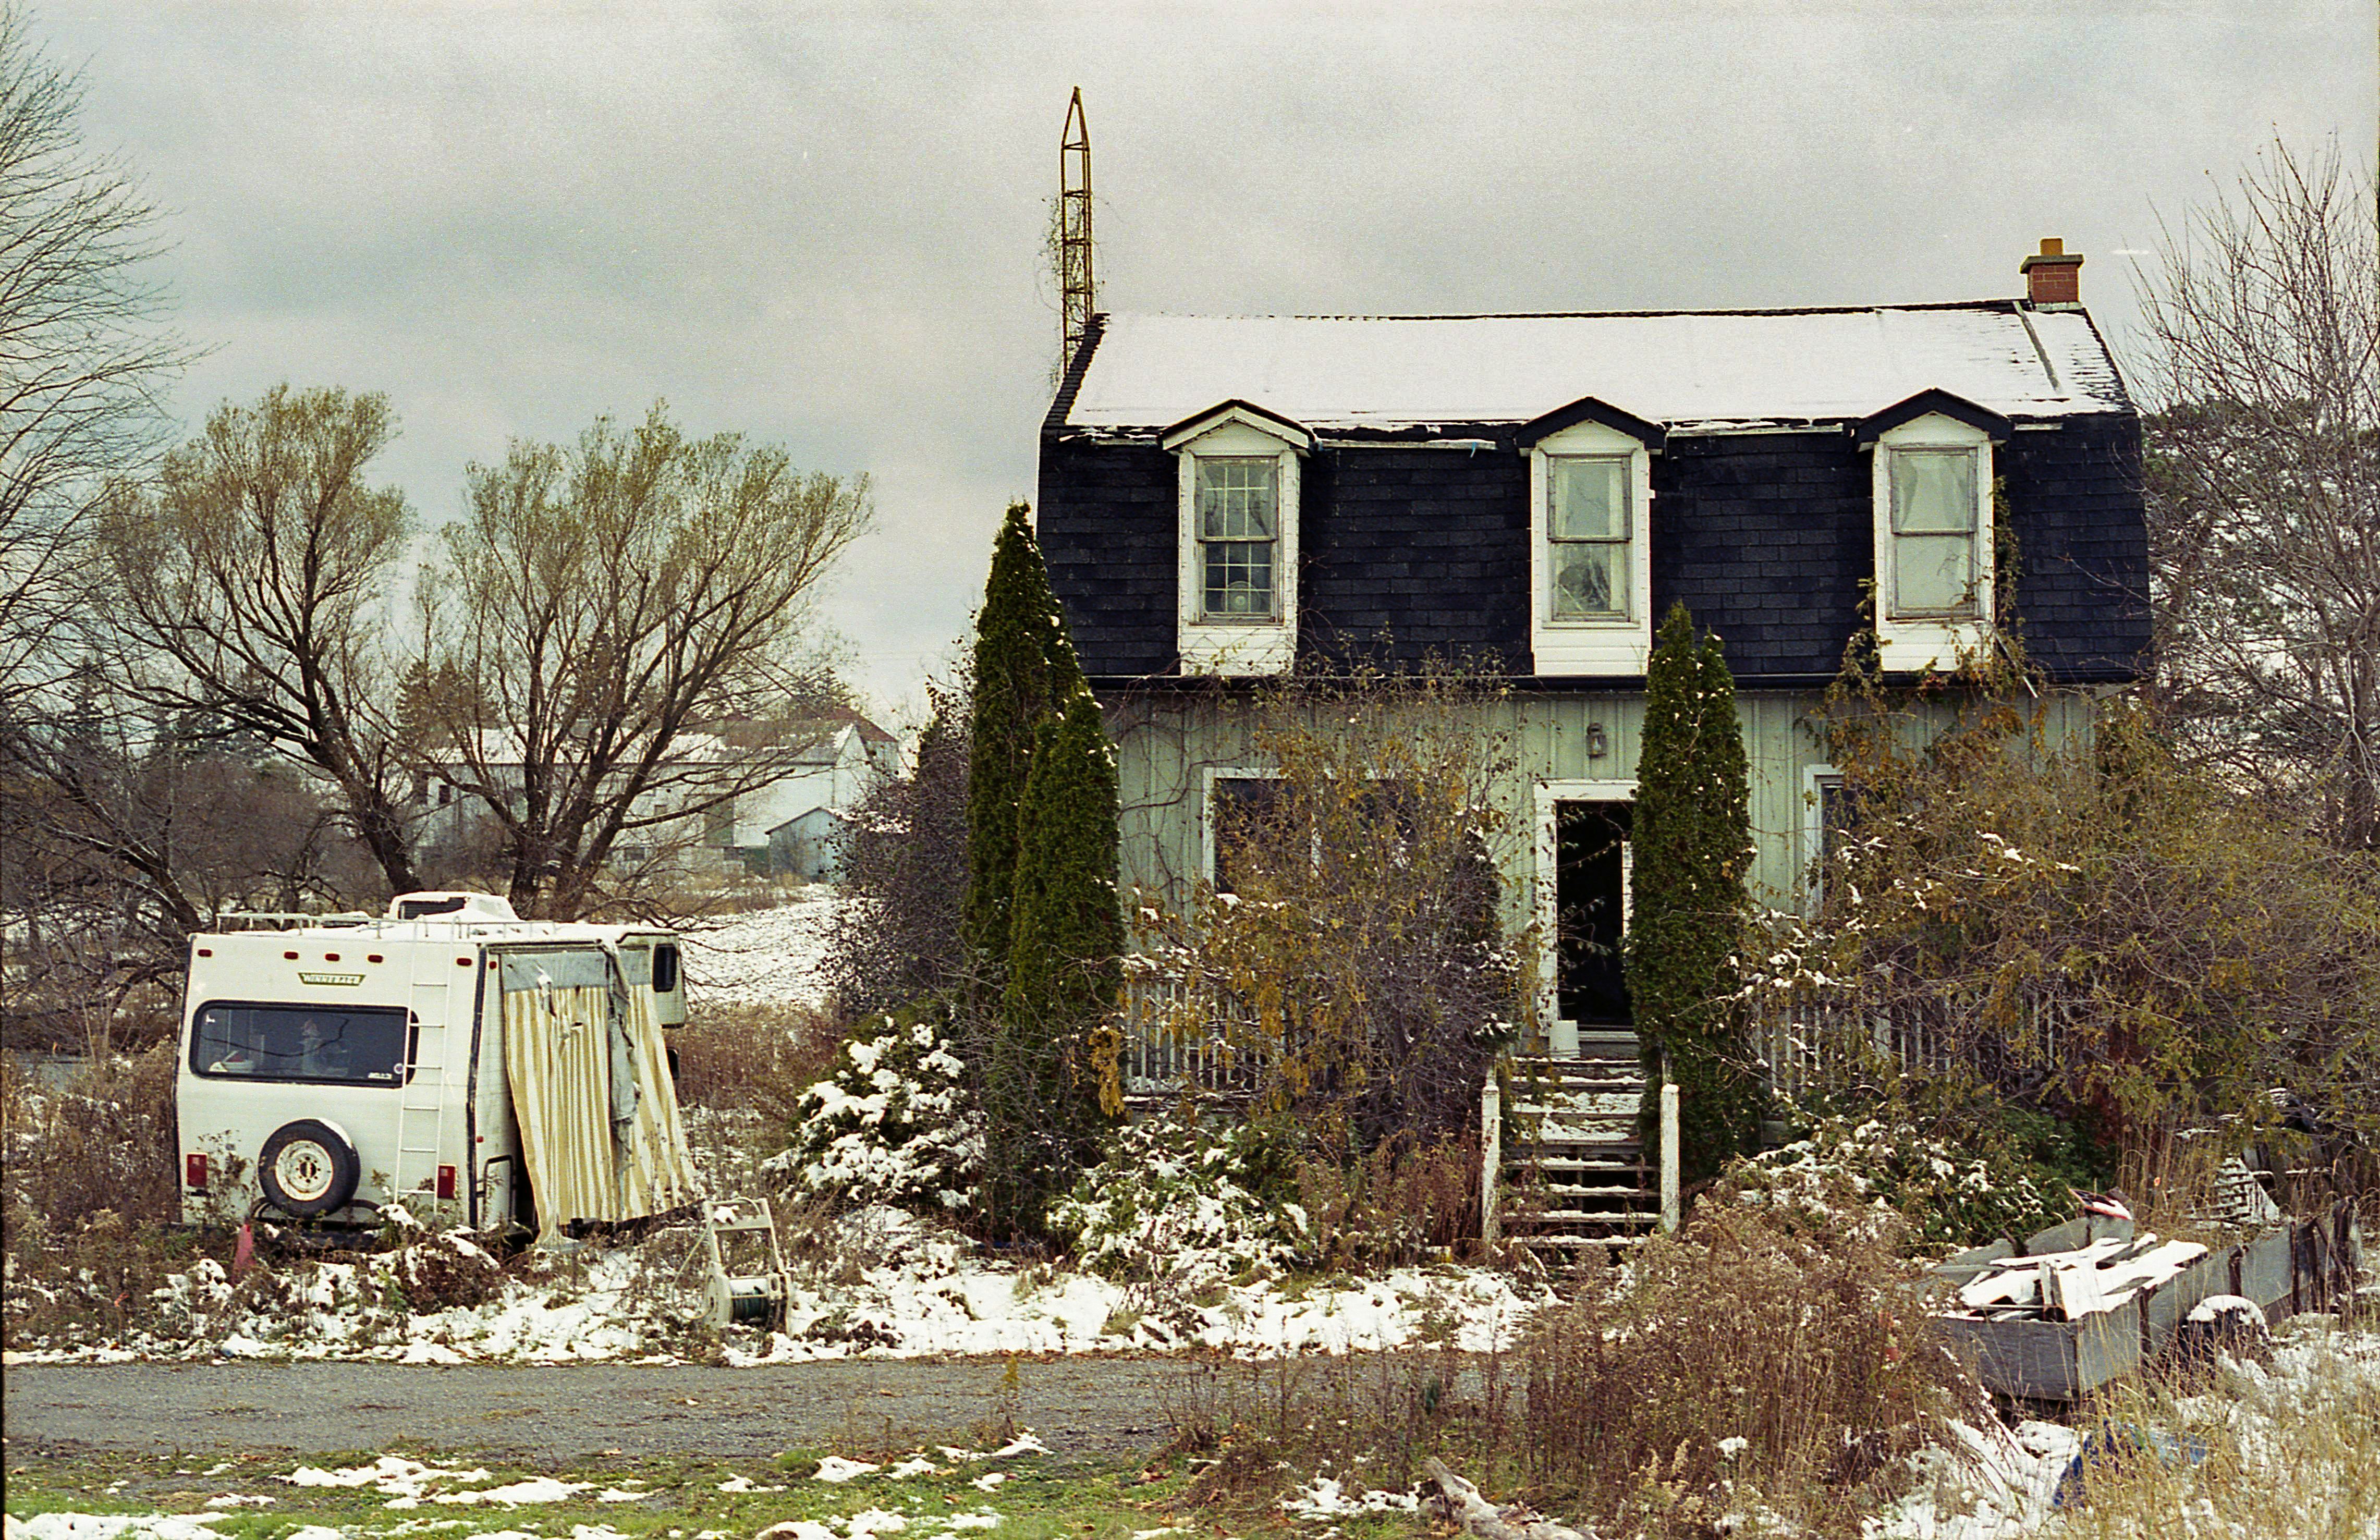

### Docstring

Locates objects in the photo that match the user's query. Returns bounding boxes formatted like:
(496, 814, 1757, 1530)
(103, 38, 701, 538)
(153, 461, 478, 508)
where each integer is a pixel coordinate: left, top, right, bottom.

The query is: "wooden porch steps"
(1496, 1053, 1657, 1262)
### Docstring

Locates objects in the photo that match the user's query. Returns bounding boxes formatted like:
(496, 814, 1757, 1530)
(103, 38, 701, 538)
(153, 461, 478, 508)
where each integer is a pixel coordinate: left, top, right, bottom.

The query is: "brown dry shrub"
(1158, 1200, 1977, 1540)
(388, 1231, 505, 1312)
(1518, 1201, 1974, 1536)
(2, 1040, 181, 1231)
(669, 1000, 841, 1121)
(1300, 1133, 1483, 1267)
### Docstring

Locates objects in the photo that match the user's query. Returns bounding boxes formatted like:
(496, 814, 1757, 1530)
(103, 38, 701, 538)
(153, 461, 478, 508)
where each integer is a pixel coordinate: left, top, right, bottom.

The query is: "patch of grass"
(2, 1440, 1221, 1540)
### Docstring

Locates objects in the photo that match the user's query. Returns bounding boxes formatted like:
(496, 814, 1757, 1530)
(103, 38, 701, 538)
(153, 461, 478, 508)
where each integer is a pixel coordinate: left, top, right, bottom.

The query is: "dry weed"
(1158, 1199, 1976, 1539)
(671, 999, 841, 1119)
(1300, 1134, 1484, 1267)
(2047, 1320, 2380, 1539)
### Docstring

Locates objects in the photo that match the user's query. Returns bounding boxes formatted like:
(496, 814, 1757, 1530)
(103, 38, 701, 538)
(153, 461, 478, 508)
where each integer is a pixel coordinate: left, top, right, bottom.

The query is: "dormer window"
(1161, 401, 1310, 675)
(1886, 447, 1983, 616)
(1195, 458, 1279, 618)
(1518, 397, 1664, 676)
(1857, 390, 2011, 673)
(1547, 456, 1633, 619)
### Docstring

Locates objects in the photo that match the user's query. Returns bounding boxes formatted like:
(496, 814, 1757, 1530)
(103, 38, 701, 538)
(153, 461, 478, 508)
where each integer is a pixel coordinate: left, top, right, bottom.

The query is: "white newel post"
(1659, 1081, 1681, 1235)
(1480, 1079, 1502, 1245)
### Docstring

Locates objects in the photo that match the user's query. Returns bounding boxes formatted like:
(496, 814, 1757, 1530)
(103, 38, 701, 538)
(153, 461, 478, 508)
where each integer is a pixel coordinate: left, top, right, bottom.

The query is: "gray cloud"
(39, 0, 2378, 711)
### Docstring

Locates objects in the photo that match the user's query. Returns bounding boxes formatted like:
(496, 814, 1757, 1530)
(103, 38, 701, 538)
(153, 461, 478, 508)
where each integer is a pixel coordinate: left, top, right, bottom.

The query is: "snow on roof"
(1064, 302, 2128, 434)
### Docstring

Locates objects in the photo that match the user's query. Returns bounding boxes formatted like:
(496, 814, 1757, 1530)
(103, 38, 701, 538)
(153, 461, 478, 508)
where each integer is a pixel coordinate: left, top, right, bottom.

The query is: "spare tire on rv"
(257, 1119, 362, 1218)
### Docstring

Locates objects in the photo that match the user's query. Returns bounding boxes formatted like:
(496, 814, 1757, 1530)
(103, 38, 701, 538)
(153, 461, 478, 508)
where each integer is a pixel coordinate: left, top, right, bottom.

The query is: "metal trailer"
(175, 891, 692, 1236)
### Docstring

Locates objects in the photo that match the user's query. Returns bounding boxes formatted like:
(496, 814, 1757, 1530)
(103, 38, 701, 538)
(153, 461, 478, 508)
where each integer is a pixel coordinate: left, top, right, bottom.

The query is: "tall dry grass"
(669, 1000, 841, 1121)
(1, 1041, 208, 1347)
(2045, 1317, 2380, 1540)
(1166, 1198, 1974, 1539)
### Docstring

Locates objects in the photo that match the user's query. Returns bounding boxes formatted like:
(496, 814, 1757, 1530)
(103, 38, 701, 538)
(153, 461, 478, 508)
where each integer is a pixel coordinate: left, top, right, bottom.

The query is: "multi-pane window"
(1546, 457, 1632, 620)
(1196, 458, 1278, 618)
(1888, 448, 1981, 616)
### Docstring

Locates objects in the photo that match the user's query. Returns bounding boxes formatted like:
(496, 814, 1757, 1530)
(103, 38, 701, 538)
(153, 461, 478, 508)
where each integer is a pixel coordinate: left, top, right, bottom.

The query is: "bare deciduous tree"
(94, 385, 422, 895)
(422, 404, 871, 920)
(827, 673, 970, 1020)
(2, 698, 381, 1053)
(0, 3, 186, 712)
(2139, 136, 2380, 850)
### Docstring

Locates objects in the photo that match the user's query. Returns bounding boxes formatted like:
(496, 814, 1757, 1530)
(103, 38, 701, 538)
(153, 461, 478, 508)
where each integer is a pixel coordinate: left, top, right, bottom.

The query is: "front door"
(1535, 788, 1634, 1057)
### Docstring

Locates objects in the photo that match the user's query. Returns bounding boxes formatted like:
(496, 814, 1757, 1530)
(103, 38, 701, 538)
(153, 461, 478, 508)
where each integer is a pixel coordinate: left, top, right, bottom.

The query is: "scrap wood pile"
(1950, 1231, 2207, 1323)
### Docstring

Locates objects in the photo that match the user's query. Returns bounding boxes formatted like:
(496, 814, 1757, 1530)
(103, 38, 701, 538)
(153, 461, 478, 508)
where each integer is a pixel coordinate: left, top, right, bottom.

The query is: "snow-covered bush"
(1048, 1113, 1313, 1288)
(1719, 1113, 2069, 1253)
(774, 1009, 983, 1214)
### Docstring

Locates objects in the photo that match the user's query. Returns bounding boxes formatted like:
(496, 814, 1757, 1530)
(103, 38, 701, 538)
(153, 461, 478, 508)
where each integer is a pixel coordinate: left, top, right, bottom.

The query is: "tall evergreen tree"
(961, 503, 1084, 1005)
(991, 682, 1124, 1230)
(1626, 603, 1762, 1186)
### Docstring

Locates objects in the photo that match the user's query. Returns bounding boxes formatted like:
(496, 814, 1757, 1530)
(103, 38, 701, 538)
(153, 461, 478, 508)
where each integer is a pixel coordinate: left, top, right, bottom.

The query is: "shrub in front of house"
(774, 1007, 984, 1215)
(1047, 1111, 1313, 1289)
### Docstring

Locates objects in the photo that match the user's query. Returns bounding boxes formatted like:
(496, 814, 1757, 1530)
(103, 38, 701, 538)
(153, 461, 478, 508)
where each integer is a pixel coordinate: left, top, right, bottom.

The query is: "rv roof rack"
(213, 910, 374, 931)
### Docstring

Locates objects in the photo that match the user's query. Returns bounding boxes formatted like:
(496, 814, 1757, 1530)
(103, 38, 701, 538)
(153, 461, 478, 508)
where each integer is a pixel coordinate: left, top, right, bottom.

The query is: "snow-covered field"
(677, 888, 843, 1011)
(0, 1204, 1542, 1366)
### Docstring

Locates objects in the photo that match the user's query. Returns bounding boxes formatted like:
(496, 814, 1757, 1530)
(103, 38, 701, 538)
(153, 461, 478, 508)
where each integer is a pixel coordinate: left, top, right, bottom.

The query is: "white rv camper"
(176, 891, 699, 1239)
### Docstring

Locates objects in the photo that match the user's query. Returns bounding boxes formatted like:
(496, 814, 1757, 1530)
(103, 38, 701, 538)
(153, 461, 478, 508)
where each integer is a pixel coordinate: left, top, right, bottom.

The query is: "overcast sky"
(36, 0, 2379, 719)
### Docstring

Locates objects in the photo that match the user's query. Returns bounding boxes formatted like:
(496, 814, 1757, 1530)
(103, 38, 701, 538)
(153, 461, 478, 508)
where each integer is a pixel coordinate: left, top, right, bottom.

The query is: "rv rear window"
(190, 1003, 411, 1085)
(651, 944, 680, 995)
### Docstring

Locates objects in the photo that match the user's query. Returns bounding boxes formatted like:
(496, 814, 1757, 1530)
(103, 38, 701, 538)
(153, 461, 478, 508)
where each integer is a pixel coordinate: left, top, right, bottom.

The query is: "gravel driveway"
(3, 1356, 1191, 1462)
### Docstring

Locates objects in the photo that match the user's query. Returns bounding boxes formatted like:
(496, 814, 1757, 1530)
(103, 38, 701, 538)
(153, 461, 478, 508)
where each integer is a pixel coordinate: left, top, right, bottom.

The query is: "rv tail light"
(186, 1153, 209, 1191)
(436, 1165, 457, 1200)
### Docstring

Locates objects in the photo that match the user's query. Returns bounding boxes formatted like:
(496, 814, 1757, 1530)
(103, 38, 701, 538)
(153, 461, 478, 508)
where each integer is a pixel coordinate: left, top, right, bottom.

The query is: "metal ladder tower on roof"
(1058, 87, 1094, 378)
(392, 936, 461, 1216)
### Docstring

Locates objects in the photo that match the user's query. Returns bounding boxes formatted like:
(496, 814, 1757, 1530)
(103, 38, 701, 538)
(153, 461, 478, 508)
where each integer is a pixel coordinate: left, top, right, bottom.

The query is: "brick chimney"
(2020, 237, 2084, 308)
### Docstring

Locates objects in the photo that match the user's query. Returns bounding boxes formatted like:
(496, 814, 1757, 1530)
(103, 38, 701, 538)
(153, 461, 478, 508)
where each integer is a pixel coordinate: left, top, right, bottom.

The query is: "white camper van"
(176, 891, 700, 1239)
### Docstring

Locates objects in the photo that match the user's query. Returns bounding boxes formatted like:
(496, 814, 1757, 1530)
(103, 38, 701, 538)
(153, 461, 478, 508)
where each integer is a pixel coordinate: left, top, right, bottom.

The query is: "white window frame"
(1533, 777, 1637, 1059)
(1801, 764, 1844, 915)
(1869, 413, 1993, 671)
(1528, 421, 1654, 676)
(1163, 409, 1306, 676)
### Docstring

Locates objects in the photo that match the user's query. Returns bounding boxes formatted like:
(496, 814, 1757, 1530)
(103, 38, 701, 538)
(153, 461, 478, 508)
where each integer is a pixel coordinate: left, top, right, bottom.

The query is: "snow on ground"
(678, 888, 843, 1010)
(1, 1205, 1543, 1367)
(1865, 1313, 2380, 1539)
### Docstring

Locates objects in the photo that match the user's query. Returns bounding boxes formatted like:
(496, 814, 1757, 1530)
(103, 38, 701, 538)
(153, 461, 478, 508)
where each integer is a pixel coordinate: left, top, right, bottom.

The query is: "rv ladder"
(392, 942, 460, 1216)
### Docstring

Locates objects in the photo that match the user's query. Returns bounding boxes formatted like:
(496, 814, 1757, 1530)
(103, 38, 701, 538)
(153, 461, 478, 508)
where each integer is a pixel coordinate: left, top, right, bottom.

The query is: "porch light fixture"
(1584, 722, 1609, 759)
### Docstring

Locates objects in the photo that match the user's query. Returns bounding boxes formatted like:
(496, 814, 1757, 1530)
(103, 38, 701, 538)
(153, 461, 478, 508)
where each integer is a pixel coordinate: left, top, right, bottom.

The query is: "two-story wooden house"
(1036, 242, 2147, 1062)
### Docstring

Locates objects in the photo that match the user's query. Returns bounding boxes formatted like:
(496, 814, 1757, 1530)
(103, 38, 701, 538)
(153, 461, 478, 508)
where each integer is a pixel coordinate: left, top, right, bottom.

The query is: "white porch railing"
(1745, 985, 2078, 1104)
(1117, 975, 1272, 1102)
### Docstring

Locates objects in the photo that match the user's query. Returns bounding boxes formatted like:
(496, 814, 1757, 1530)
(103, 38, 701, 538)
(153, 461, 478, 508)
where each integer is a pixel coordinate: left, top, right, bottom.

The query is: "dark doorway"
(1555, 800, 1632, 1027)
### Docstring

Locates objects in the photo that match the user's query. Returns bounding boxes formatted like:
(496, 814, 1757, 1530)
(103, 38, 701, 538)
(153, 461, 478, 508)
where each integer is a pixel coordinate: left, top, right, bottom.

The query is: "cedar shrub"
(960, 502, 1084, 1011)
(990, 683, 1125, 1230)
(1626, 602, 1763, 1185)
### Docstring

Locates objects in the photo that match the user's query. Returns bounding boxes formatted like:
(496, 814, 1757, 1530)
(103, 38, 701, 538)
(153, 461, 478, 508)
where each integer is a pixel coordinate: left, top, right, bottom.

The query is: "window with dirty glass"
(1546, 456, 1632, 619)
(1197, 458, 1278, 618)
(1889, 447, 1980, 616)
(1207, 775, 1283, 894)
(190, 1003, 410, 1085)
